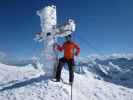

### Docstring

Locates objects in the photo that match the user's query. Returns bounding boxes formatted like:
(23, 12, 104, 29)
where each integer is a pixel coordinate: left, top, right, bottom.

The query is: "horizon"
(0, 0, 133, 59)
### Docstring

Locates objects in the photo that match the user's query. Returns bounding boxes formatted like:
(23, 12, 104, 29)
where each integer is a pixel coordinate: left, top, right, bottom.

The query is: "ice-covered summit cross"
(35, 5, 76, 77)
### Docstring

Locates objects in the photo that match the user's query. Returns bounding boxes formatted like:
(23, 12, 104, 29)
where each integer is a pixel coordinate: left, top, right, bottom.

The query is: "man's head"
(65, 34, 72, 42)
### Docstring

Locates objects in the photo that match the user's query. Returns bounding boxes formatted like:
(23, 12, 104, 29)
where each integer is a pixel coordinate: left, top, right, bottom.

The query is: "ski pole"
(71, 83, 73, 100)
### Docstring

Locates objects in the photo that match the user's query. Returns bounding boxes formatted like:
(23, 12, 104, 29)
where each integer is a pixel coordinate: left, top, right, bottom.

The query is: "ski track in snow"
(0, 62, 133, 100)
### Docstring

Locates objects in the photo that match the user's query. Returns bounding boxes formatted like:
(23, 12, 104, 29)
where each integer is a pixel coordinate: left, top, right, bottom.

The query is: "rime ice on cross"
(35, 5, 76, 77)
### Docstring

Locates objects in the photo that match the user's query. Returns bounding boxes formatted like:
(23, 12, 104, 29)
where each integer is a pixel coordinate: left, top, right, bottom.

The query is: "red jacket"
(57, 41, 80, 60)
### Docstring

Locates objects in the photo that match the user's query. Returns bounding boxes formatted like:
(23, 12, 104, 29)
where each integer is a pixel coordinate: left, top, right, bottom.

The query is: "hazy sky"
(0, 0, 133, 58)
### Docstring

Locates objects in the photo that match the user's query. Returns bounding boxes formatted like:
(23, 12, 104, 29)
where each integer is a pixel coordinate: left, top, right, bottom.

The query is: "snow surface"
(0, 55, 133, 100)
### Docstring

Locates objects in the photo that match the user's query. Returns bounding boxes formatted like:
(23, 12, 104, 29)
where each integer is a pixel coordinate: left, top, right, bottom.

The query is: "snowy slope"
(0, 63, 44, 88)
(0, 54, 133, 100)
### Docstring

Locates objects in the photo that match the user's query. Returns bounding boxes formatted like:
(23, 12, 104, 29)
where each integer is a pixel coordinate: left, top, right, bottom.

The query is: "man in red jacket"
(54, 34, 80, 84)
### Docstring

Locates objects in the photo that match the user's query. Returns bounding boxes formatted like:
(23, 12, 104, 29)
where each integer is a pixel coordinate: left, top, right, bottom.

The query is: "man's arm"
(74, 42, 80, 56)
(56, 43, 64, 52)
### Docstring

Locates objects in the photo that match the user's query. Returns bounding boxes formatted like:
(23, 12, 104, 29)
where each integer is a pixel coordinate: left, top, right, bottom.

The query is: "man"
(54, 34, 80, 84)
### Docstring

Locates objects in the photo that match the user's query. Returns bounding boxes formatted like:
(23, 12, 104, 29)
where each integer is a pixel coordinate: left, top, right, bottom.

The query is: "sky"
(0, 0, 133, 59)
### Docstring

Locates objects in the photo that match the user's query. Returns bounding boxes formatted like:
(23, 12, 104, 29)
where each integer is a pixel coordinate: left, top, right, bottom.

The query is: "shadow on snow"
(0, 75, 49, 92)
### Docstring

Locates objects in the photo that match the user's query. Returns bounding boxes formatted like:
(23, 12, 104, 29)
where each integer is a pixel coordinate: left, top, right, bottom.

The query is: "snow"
(37, 5, 57, 35)
(0, 55, 133, 100)
(36, 5, 58, 77)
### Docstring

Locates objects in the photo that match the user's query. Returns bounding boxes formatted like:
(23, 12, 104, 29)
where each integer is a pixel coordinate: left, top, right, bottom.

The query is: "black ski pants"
(56, 57, 75, 83)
